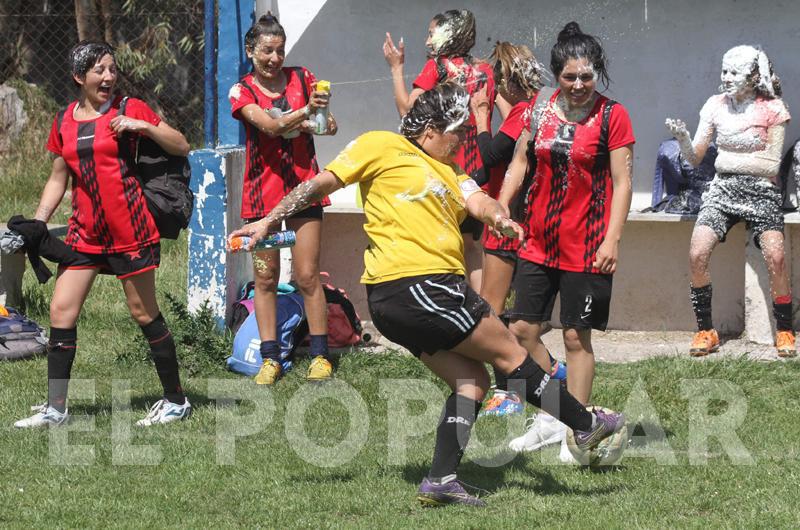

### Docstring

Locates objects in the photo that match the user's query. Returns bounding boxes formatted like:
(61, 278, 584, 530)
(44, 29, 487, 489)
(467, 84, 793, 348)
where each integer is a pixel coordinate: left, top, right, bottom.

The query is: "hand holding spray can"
(227, 230, 297, 252)
(314, 80, 330, 134)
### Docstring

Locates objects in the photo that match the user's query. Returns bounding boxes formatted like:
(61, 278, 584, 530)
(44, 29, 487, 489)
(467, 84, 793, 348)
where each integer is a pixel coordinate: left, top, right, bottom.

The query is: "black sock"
(47, 327, 77, 413)
(140, 314, 185, 405)
(773, 300, 793, 331)
(429, 393, 482, 480)
(493, 365, 508, 392)
(310, 334, 330, 359)
(259, 340, 280, 362)
(506, 355, 593, 432)
(690, 284, 713, 331)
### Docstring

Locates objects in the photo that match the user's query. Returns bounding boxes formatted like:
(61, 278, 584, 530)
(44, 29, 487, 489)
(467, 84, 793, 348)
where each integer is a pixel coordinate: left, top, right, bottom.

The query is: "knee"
(563, 328, 589, 353)
(253, 264, 279, 292)
(128, 301, 156, 326)
(688, 247, 711, 271)
(50, 299, 78, 327)
(293, 268, 320, 294)
(457, 370, 491, 402)
(764, 249, 786, 274)
(509, 319, 537, 343)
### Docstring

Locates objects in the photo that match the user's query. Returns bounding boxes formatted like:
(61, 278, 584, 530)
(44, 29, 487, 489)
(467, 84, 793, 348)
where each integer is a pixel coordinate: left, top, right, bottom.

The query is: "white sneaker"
(559, 436, 578, 464)
(509, 413, 566, 452)
(136, 398, 192, 426)
(14, 405, 68, 428)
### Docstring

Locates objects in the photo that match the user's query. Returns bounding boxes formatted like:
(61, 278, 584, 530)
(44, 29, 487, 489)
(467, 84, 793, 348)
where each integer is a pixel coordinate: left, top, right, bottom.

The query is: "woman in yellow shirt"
(230, 83, 624, 508)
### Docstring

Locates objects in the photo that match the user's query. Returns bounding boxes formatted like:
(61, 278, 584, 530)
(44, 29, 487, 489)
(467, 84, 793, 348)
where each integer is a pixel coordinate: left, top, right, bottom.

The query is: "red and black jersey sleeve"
(413, 59, 440, 91)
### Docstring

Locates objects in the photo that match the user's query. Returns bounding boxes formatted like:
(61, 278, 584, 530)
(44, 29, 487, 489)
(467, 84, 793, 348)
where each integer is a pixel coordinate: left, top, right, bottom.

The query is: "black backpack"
(119, 97, 194, 239)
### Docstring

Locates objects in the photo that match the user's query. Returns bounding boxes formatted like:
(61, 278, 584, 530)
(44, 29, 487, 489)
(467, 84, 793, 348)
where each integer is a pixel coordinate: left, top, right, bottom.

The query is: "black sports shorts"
(366, 273, 492, 357)
(61, 243, 160, 279)
(505, 259, 612, 331)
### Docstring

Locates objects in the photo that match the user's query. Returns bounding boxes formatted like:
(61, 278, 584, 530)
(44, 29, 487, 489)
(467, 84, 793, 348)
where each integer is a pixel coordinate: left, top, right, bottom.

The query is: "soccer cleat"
(689, 329, 719, 357)
(508, 413, 566, 452)
(136, 398, 192, 426)
(306, 355, 333, 382)
(416, 476, 486, 507)
(776, 330, 797, 358)
(14, 404, 68, 428)
(254, 359, 283, 385)
(573, 408, 625, 451)
(479, 388, 524, 417)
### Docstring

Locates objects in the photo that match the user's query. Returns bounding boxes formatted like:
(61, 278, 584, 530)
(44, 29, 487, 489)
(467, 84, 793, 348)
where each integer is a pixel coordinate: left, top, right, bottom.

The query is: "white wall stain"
(644, 0, 648, 23)
(195, 169, 216, 229)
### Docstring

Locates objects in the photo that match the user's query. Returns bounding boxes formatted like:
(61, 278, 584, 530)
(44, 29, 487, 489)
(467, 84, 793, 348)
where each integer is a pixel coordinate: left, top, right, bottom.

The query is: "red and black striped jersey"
(46, 96, 160, 254)
(519, 90, 635, 273)
(413, 57, 496, 177)
(229, 69, 328, 219)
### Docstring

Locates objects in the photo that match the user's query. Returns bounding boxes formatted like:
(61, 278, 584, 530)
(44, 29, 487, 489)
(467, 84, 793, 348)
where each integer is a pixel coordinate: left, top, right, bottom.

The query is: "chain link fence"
(0, 0, 205, 145)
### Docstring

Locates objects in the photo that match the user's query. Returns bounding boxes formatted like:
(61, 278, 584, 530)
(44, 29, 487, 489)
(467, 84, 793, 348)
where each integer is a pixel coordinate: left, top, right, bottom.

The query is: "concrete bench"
(317, 210, 800, 345)
(186, 147, 799, 344)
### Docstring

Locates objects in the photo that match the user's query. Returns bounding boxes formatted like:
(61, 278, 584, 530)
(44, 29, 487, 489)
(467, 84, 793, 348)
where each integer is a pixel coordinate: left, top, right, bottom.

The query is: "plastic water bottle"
(227, 230, 297, 253)
(314, 80, 330, 134)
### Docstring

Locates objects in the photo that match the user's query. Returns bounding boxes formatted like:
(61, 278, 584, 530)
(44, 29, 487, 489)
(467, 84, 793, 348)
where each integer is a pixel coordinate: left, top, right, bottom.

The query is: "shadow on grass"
(629, 420, 675, 447)
(400, 458, 624, 497)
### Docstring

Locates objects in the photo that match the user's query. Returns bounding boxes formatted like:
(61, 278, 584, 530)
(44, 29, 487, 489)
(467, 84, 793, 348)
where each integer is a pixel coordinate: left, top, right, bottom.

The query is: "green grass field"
(3, 85, 800, 527)
(1, 235, 800, 527)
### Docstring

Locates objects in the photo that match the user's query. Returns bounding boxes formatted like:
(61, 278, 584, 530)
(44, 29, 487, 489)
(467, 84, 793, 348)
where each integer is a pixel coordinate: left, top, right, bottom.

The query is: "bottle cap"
(316, 80, 331, 93)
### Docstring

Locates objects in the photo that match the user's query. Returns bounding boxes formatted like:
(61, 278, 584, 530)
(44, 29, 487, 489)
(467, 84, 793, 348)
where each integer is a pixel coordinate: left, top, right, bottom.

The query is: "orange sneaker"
(690, 329, 719, 357)
(776, 331, 796, 358)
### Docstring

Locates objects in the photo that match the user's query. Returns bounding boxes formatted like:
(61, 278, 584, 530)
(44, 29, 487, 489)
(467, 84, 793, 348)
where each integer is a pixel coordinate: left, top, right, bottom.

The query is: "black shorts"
(505, 260, 612, 331)
(366, 273, 492, 357)
(243, 204, 324, 225)
(61, 243, 160, 279)
(459, 217, 484, 241)
(695, 173, 783, 243)
(484, 247, 517, 262)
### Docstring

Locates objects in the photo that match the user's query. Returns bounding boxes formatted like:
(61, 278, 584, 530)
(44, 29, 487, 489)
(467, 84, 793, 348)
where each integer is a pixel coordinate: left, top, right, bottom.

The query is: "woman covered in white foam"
(666, 45, 794, 358)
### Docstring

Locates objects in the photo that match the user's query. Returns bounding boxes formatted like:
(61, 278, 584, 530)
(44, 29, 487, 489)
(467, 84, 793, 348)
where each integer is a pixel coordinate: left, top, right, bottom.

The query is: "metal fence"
(0, 0, 205, 145)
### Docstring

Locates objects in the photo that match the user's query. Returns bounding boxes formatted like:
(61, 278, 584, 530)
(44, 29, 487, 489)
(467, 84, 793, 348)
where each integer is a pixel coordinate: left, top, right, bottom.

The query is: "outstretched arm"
(383, 32, 424, 116)
(228, 170, 344, 249)
(665, 116, 713, 167)
(465, 184, 523, 240)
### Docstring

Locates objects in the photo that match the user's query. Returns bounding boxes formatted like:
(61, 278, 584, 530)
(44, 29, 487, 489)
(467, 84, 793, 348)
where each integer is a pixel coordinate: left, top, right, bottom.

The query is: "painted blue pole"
(203, 0, 216, 147)
(216, 0, 253, 146)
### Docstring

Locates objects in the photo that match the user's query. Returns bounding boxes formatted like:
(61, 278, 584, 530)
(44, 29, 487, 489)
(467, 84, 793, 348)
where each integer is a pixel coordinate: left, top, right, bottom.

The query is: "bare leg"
(287, 216, 327, 335)
(122, 270, 185, 403)
(251, 248, 280, 341)
(120, 269, 160, 325)
(479, 253, 515, 315)
(508, 319, 552, 372)
(562, 327, 594, 405)
(421, 350, 490, 402)
(49, 267, 98, 328)
(45, 267, 97, 412)
(759, 230, 790, 298)
(463, 236, 483, 292)
(689, 225, 720, 288)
